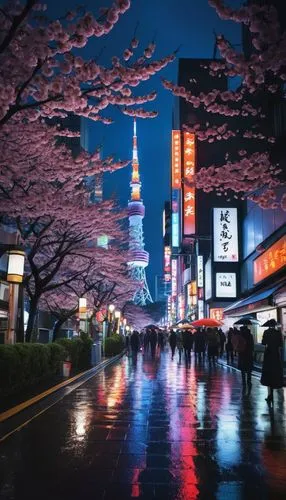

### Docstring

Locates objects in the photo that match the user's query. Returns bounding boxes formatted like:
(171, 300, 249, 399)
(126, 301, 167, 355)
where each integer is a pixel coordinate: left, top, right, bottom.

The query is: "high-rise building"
(170, 58, 242, 323)
(127, 120, 153, 306)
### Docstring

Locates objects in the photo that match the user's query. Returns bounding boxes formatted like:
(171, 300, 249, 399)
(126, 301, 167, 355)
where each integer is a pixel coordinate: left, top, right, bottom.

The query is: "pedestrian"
(176, 329, 184, 362)
(150, 328, 157, 358)
(169, 329, 177, 360)
(130, 330, 140, 357)
(143, 329, 150, 352)
(194, 328, 206, 362)
(125, 333, 130, 355)
(261, 326, 284, 406)
(235, 326, 254, 394)
(218, 328, 226, 357)
(158, 330, 164, 349)
(206, 327, 219, 366)
(232, 327, 240, 357)
(225, 327, 234, 364)
(182, 330, 193, 364)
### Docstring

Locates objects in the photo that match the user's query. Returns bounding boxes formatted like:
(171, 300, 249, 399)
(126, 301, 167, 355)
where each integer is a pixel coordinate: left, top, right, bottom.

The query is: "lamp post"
(107, 304, 115, 337)
(114, 310, 121, 334)
(6, 248, 25, 344)
(122, 317, 127, 336)
(79, 297, 87, 333)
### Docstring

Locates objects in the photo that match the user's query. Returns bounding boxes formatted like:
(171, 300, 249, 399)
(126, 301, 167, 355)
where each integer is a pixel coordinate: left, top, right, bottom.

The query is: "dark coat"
(206, 329, 219, 356)
(169, 332, 177, 348)
(261, 329, 284, 389)
(182, 331, 194, 350)
(194, 331, 206, 353)
(237, 328, 254, 372)
(130, 332, 140, 352)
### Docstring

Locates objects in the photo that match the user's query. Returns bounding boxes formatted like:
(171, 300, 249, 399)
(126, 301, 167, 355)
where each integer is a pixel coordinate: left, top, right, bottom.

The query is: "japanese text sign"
(164, 246, 171, 282)
(183, 132, 196, 235)
(216, 273, 236, 298)
(171, 131, 182, 189)
(253, 235, 286, 284)
(213, 208, 238, 262)
(197, 255, 203, 287)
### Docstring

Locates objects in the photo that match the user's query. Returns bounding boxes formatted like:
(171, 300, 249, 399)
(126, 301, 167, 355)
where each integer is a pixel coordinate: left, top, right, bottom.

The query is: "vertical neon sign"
(183, 132, 196, 236)
(171, 130, 181, 248)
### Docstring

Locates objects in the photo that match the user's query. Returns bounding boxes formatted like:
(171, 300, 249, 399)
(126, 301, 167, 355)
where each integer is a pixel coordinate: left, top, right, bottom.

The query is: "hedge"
(104, 335, 125, 356)
(0, 334, 93, 396)
(0, 343, 65, 394)
(56, 332, 93, 371)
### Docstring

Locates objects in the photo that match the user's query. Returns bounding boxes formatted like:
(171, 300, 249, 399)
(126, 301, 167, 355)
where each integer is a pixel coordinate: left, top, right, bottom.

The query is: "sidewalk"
(1, 349, 286, 500)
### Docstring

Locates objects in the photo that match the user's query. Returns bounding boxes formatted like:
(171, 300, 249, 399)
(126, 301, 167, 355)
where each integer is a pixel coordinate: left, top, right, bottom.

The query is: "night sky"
(58, 0, 241, 297)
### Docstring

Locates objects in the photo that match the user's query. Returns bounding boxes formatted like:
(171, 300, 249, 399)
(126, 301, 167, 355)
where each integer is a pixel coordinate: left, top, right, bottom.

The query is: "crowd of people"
(125, 324, 284, 407)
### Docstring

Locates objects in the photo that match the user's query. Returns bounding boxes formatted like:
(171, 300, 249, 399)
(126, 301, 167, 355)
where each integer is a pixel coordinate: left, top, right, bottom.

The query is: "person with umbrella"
(206, 327, 220, 366)
(233, 324, 254, 394)
(194, 328, 206, 362)
(169, 329, 177, 360)
(182, 329, 194, 364)
(260, 319, 284, 406)
(225, 327, 234, 364)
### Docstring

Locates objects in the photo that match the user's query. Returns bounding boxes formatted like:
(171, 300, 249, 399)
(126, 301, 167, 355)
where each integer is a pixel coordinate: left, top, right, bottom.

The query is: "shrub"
(0, 343, 66, 395)
(104, 335, 125, 356)
(56, 334, 92, 371)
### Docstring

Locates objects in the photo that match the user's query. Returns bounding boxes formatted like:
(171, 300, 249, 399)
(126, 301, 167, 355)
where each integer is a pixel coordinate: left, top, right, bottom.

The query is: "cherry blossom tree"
(122, 302, 152, 331)
(0, 116, 131, 341)
(0, 0, 175, 126)
(163, 1, 285, 209)
(41, 252, 135, 340)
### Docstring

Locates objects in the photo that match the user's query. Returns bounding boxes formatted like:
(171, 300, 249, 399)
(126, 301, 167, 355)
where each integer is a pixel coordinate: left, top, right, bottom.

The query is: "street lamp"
(107, 304, 115, 337)
(6, 248, 25, 344)
(114, 310, 121, 334)
(79, 297, 87, 333)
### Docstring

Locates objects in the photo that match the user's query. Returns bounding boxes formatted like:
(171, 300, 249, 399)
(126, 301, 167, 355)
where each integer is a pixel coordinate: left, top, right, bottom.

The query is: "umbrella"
(233, 316, 260, 326)
(262, 319, 280, 328)
(175, 323, 195, 330)
(190, 318, 223, 327)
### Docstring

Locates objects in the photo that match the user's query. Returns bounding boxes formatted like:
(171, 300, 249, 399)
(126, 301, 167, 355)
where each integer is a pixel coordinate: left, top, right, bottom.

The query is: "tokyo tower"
(127, 119, 153, 306)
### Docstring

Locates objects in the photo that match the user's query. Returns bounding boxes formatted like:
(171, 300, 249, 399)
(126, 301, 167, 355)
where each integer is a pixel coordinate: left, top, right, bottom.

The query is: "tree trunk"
(25, 297, 39, 343)
(52, 318, 66, 342)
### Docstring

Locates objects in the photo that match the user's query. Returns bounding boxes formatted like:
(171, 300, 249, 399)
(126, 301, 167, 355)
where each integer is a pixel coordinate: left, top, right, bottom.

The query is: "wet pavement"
(1, 349, 286, 500)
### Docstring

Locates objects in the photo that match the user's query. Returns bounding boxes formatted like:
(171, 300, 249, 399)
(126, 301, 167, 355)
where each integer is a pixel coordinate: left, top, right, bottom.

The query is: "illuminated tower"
(127, 119, 153, 305)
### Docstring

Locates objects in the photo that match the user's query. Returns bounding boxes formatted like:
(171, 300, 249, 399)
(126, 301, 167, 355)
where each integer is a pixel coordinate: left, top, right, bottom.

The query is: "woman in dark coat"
(237, 326, 254, 393)
(261, 327, 283, 405)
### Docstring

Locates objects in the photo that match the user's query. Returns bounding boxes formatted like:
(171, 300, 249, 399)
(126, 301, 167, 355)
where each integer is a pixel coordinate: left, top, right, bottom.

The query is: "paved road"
(0, 349, 286, 499)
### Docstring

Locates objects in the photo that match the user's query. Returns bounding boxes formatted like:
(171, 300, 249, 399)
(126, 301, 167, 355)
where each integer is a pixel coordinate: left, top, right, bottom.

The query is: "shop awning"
(224, 284, 284, 316)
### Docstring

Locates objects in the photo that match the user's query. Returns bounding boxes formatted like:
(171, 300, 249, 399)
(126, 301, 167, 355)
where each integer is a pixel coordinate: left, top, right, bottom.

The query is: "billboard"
(216, 272, 237, 298)
(210, 308, 224, 322)
(164, 246, 171, 282)
(171, 259, 177, 297)
(172, 189, 180, 248)
(198, 300, 204, 319)
(197, 255, 203, 287)
(205, 258, 212, 300)
(253, 235, 286, 284)
(213, 208, 239, 262)
(171, 130, 182, 189)
(183, 132, 196, 236)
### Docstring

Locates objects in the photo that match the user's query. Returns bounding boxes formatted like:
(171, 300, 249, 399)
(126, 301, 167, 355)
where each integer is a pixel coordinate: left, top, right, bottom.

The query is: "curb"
(0, 352, 124, 424)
